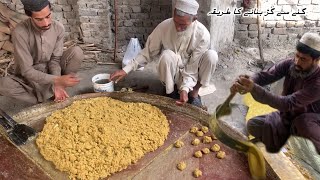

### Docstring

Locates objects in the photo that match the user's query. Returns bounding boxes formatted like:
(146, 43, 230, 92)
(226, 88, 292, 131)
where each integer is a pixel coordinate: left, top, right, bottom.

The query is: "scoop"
(0, 108, 36, 146)
(209, 91, 266, 180)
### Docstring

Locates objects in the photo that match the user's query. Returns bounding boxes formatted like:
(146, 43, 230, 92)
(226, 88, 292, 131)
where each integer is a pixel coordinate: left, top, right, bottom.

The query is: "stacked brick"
(52, 0, 80, 40)
(77, 0, 111, 48)
(77, 0, 171, 52)
(235, 0, 320, 46)
(111, 0, 171, 50)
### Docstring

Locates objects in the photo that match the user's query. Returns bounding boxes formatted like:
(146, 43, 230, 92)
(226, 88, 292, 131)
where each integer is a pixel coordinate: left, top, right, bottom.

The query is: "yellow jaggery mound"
(36, 97, 170, 180)
(244, 93, 276, 121)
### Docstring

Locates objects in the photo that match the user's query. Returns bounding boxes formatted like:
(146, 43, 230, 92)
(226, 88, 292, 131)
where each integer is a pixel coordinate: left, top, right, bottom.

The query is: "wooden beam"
(2, 40, 13, 52)
(0, 21, 10, 35)
(0, 58, 11, 64)
(0, 40, 4, 49)
(257, 143, 305, 180)
(0, 32, 9, 41)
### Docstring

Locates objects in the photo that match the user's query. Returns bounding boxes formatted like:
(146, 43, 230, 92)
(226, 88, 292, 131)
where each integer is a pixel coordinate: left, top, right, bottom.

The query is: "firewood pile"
(0, 3, 27, 54)
(0, 3, 27, 77)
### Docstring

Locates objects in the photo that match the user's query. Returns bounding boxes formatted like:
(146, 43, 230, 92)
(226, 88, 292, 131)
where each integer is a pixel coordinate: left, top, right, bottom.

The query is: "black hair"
(24, 2, 52, 17)
(296, 42, 320, 60)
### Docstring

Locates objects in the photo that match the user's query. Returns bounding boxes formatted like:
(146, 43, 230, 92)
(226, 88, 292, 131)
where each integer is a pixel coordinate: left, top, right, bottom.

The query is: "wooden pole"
(113, 0, 118, 62)
(257, 0, 265, 67)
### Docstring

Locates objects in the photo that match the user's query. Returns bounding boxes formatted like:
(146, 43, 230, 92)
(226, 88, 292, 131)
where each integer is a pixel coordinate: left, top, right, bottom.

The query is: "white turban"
(175, 0, 199, 15)
(299, 32, 320, 52)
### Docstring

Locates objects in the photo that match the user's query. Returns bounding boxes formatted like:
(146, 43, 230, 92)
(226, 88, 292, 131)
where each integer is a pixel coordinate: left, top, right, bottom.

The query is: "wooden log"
(79, 43, 95, 48)
(2, 40, 13, 52)
(0, 49, 6, 56)
(0, 21, 10, 35)
(8, 18, 17, 29)
(0, 3, 27, 21)
(0, 13, 8, 23)
(0, 32, 9, 41)
(0, 58, 11, 64)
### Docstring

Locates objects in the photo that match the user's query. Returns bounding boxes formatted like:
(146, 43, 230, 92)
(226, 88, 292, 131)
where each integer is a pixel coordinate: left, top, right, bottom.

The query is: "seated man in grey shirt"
(0, 0, 84, 104)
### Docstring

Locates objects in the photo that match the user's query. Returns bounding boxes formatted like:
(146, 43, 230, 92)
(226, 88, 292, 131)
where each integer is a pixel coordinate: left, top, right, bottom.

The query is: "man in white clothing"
(110, 0, 218, 108)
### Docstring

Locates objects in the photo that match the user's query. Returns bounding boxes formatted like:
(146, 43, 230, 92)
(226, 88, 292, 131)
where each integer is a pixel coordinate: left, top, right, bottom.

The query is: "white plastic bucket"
(92, 73, 114, 92)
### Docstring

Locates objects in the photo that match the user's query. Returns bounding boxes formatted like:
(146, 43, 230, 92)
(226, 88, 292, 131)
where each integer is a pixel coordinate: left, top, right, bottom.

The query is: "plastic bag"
(122, 38, 144, 71)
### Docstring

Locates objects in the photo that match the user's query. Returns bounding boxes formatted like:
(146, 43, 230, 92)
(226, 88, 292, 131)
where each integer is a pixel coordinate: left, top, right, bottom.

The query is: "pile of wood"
(0, 3, 28, 77)
(0, 3, 28, 54)
(64, 40, 104, 63)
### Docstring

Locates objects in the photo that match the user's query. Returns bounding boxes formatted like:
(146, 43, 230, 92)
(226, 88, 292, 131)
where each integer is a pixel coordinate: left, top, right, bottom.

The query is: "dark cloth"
(248, 58, 320, 153)
(248, 112, 320, 153)
(21, 0, 49, 11)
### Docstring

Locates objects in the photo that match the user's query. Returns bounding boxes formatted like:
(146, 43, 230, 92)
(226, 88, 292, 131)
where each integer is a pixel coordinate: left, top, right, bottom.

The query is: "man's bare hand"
(110, 70, 127, 83)
(176, 90, 188, 106)
(53, 85, 69, 102)
(232, 74, 254, 94)
(54, 74, 80, 88)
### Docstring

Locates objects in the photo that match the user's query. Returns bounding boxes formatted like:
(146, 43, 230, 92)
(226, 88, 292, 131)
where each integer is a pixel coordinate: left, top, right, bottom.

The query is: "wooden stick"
(0, 58, 11, 64)
(97, 62, 120, 65)
(0, 67, 5, 76)
(257, 0, 265, 67)
(79, 43, 95, 48)
(3, 60, 13, 76)
(85, 50, 101, 53)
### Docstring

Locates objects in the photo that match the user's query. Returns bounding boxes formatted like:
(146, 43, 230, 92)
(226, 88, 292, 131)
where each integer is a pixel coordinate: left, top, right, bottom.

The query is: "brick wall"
(110, 0, 172, 51)
(77, 0, 112, 48)
(77, 0, 171, 61)
(1, 0, 171, 61)
(234, 0, 320, 47)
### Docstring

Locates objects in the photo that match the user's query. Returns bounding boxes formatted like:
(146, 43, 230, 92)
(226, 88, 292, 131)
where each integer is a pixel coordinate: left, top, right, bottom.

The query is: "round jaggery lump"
(217, 151, 226, 159)
(190, 126, 198, 133)
(174, 140, 184, 148)
(194, 150, 203, 158)
(211, 144, 221, 152)
(201, 126, 209, 133)
(196, 131, 204, 137)
(193, 168, 202, 178)
(36, 97, 170, 180)
(202, 148, 210, 154)
(191, 138, 201, 146)
(177, 161, 187, 171)
(203, 136, 213, 144)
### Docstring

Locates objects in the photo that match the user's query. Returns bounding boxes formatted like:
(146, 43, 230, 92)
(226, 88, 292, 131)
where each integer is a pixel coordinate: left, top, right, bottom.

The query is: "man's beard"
(177, 30, 186, 37)
(289, 64, 316, 79)
(40, 24, 51, 30)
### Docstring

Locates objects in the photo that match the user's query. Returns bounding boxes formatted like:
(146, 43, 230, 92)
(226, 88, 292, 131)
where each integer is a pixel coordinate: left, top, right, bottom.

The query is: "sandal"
(188, 96, 203, 107)
(188, 96, 208, 111)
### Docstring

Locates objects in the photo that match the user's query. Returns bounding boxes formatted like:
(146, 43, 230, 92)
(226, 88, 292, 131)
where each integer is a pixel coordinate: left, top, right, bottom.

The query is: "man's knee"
(68, 46, 84, 62)
(159, 49, 176, 66)
(292, 113, 320, 137)
(159, 50, 177, 68)
(202, 49, 218, 66)
(62, 46, 84, 74)
(0, 77, 37, 104)
(0, 77, 18, 96)
(247, 117, 265, 137)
